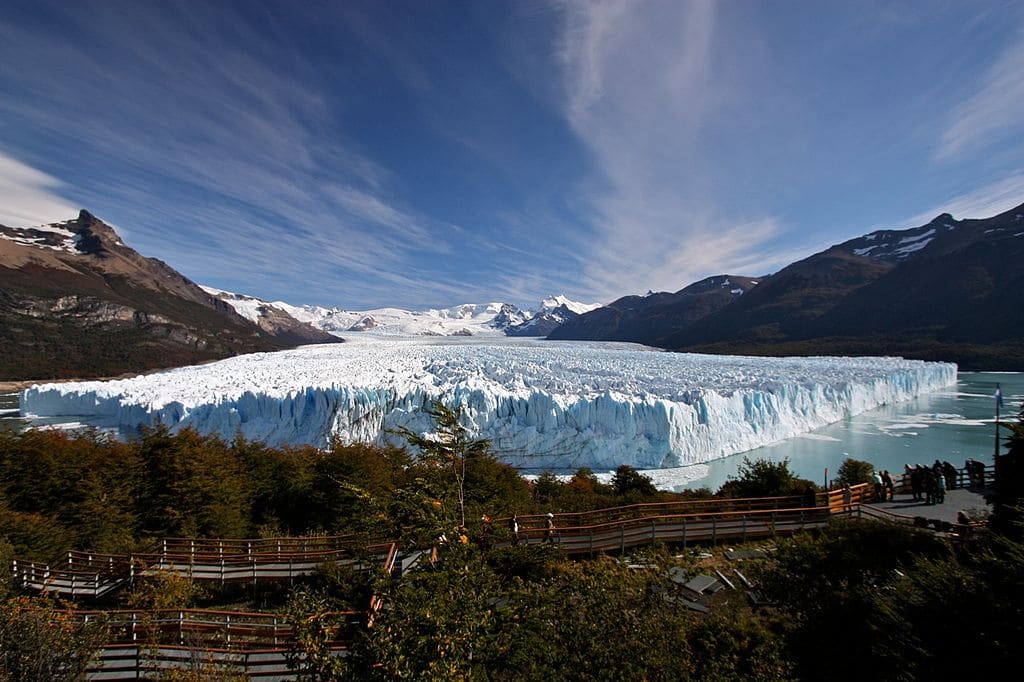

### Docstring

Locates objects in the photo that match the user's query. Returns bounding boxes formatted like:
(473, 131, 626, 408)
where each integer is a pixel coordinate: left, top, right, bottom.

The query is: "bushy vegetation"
(835, 457, 875, 486)
(2, 414, 1023, 680)
(718, 456, 818, 498)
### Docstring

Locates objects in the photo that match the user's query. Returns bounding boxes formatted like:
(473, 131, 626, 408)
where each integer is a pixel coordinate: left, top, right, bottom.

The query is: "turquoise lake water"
(645, 371, 1023, 491)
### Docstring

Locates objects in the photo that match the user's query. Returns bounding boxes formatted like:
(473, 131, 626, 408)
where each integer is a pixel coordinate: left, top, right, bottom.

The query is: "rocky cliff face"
(0, 210, 337, 381)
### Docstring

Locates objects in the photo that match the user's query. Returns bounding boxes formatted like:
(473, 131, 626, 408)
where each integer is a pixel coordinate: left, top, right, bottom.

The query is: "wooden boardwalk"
(12, 536, 397, 598)
(10, 465, 992, 680)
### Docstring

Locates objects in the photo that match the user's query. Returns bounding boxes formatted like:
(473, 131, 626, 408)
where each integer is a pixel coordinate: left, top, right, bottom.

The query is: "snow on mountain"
(21, 337, 956, 472)
(198, 286, 267, 323)
(0, 222, 83, 252)
(538, 295, 601, 316)
(506, 294, 602, 336)
(204, 288, 596, 338)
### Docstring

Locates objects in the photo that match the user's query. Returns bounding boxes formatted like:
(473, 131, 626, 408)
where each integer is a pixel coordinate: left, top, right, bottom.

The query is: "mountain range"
(4, 202, 1022, 380)
(552, 202, 1024, 370)
(202, 289, 599, 339)
(0, 211, 598, 380)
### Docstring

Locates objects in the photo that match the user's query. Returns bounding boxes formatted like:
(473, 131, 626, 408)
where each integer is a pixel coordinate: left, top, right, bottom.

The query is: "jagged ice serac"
(21, 338, 957, 471)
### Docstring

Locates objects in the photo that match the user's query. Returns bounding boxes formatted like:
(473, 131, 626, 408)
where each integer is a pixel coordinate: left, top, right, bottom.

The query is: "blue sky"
(1, 0, 1022, 310)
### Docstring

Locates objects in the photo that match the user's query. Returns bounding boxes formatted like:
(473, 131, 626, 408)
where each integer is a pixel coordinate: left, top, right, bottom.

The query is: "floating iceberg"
(21, 338, 957, 471)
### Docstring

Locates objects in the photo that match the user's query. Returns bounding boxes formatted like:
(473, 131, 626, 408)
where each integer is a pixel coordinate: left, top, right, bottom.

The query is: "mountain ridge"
(0, 210, 337, 381)
(556, 202, 1024, 369)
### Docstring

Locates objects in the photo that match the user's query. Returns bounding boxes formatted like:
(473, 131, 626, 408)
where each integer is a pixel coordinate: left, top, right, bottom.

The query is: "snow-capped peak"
(537, 294, 601, 316)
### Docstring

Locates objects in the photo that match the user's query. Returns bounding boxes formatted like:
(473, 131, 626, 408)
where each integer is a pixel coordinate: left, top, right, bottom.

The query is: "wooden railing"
(86, 645, 344, 681)
(512, 506, 831, 556)
(71, 608, 360, 681)
(508, 494, 812, 531)
(14, 540, 398, 596)
(75, 608, 362, 649)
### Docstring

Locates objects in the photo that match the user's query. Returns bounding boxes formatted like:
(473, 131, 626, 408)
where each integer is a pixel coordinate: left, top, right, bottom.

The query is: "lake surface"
(4, 371, 1021, 492)
(642, 371, 1022, 491)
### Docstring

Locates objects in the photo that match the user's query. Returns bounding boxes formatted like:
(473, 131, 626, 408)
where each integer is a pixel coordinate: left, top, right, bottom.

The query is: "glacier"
(20, 338, 957, 471)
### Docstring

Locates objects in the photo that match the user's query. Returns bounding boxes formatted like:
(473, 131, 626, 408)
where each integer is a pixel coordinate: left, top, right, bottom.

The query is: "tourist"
(544, 512, 556, 543)
(479, 514, 493, 549)
(911, 465, 923, 501)
(964, 459, 976, 487)
(842, 483, 853, 511)
(923, 468, 935, 505)
(942, 461, 957, 490)
(508, 513, 520, 545)
(872, 470, 884, 502)
(881, 470, 894, 501)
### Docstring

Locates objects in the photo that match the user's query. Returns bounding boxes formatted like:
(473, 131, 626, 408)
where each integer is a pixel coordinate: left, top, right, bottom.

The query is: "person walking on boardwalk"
(544, 512, 556, 543)
(508, 514, 520, 545)
(842, 483, 853, 512)
(479, 515, 493, 549)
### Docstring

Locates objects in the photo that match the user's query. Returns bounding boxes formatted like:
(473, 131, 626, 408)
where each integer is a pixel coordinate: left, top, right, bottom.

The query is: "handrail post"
(681, 518, 687, 550)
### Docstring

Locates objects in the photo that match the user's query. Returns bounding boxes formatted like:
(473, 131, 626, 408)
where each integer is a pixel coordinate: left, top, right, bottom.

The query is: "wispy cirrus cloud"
(904, 172, 1024, 226)
(936, 23, 1024, 162)
(0, 1, 460, 308)
(552, 0, 788, 298)
(0, 151, 78, 227)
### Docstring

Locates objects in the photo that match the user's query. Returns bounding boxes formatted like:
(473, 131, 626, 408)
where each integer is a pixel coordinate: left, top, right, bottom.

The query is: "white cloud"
(0, 151, 79, 227)
(904, 172, 1024, 225)
(936, 25, 1024, 161)
(553, 0, 786, 299)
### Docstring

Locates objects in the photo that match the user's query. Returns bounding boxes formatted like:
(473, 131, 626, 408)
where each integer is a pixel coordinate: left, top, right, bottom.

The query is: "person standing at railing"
(842, 484, 853, 512)
(881, 470, 894, 501)
(508, 514, 520, 545)
(934, 466, 946, 504)
(942, 461, 957, 490)
(478, 515, 493, 550)
(544, 513, 556, 543)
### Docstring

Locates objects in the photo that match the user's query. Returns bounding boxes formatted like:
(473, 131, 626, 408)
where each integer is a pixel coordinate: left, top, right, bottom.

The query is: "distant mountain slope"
(227, 293, 599, 338)
(548, 275, 759, 343)
(506, 295, 602, 336)
(667, 203, 1024, 368)
(196, 287, 340, 347)
(0, 210, 335, 381)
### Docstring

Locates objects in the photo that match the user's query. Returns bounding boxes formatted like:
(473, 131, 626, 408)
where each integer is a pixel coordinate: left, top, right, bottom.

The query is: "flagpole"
(994, 383, 1001, 460)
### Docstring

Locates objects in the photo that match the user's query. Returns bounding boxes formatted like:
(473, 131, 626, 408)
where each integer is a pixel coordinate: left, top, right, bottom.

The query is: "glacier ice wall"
(21, 338, 958, 470)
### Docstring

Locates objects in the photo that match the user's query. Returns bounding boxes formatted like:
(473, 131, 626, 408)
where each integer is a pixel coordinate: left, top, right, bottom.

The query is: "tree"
(835, 458, 875, 486)
(0, 596, 106, 681)
(611, 465, 657, 498)
(393, 403, 492, 528)
(871, 530, 1024, 680)
(992, 401, 1024, 536)
(719, 457, 803, 498)
(756, 518, 948, 681)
